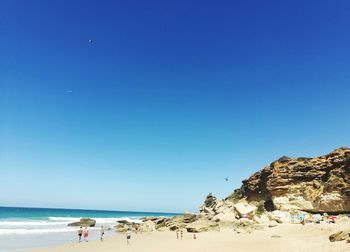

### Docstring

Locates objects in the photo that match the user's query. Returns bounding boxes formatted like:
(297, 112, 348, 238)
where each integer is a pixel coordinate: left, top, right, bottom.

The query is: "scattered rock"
(186, 219, 220, 233)
(329, 229, 350, 242)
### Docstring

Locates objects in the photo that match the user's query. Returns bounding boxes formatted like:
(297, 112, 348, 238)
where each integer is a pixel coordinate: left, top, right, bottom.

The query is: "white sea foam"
(0, 221, 70, 226)
(0, 217, 142, 226)
(0, 216, 143, 236)
(48, 217, 80, 222)
(0, 228, 77, 235)
(48, 216, 143, 224)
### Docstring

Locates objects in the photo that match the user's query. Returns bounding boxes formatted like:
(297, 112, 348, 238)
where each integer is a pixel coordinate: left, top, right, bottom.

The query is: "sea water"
(0, 206, 179, 251)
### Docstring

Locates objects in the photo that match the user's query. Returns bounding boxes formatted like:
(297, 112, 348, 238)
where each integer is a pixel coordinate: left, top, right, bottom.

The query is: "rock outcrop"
(241, 147, 350, 213)
(329, 229, 350, 242)
(190, 147, 350, 234)
(130, 148, 349, 236)
(115, 223, 129, 232)
(186, 218, 220, 233)
(140, 220, 156, 232)
(234, 203, 255, 217)
(199, 193, 237, 221)
(68, 218, 96, 227)
(114, 219, 140, 232)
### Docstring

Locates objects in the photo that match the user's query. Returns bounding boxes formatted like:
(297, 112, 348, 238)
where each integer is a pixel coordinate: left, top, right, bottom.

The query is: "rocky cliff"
(193, 147, 350, 233)
(128, 148, 349, 235)
(241, 147, 350, 213)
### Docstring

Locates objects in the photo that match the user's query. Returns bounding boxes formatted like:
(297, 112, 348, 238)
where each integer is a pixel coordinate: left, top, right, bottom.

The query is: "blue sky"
(1, 0, 350, 213)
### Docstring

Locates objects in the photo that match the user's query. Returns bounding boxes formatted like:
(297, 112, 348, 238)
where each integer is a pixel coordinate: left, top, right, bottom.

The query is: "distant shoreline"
(0, 207, 180, 252)
(0, 205, 181, 216)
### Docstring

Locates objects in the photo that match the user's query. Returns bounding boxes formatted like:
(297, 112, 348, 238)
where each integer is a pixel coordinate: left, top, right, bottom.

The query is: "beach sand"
(28, 223, 349, 252)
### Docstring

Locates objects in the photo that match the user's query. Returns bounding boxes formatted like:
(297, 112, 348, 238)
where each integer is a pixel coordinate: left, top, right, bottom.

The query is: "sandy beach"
(29, 223, 349, 252)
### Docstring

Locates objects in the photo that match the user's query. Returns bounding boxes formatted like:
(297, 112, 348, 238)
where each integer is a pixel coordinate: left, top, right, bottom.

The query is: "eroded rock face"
(242, 147, 350, 213)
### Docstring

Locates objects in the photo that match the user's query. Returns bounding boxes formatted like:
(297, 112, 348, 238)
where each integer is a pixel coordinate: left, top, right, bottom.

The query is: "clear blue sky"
(1, 0, 350, 213)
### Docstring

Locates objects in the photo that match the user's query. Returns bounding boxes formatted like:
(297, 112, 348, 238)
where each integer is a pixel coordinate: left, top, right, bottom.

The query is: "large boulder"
(241, 147, 350, 213)
(267, 210, 291, 223)
(140, 220, 156, 232)
(214, 211, 236, 222)
(234, 203, 255, 217)
(68, 218, 96, 227)
(115, 223, 129, 232)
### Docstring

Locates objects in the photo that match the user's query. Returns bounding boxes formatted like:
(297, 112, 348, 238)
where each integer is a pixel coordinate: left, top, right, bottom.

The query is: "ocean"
(0, 206, 179, 251)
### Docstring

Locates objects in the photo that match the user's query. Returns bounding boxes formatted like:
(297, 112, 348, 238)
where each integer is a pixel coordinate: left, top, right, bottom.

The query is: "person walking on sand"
(176, 228, 179, 239)
(83, 227, 89, 242)
(78, 226, 83, 243)
(126, 229, 131, 245)
(100, 226, 105, 241)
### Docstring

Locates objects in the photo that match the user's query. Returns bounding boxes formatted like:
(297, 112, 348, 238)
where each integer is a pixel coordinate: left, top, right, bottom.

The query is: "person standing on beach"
(180, 229, 183, 240)
(83, 227, 89, 242)
(126, 229, 131, 245)
(176, 228, 179, 239)
(100, 226, 105, 241)
(78, 226, 83, 243)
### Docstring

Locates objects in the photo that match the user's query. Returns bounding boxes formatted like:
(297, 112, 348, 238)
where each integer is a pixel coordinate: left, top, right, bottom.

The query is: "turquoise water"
(0, 206, 179, 251)
(0, 206, 178, 220)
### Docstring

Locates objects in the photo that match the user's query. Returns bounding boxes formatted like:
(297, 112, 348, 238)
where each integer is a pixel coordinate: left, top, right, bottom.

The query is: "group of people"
(77, 226, 105, 243)
(290, 213, 339, 225)
(176, 228, 183, 239)
(77, 226, 132, 244)
(77, 224, 199, 245)
(176, 228, 196, 240)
